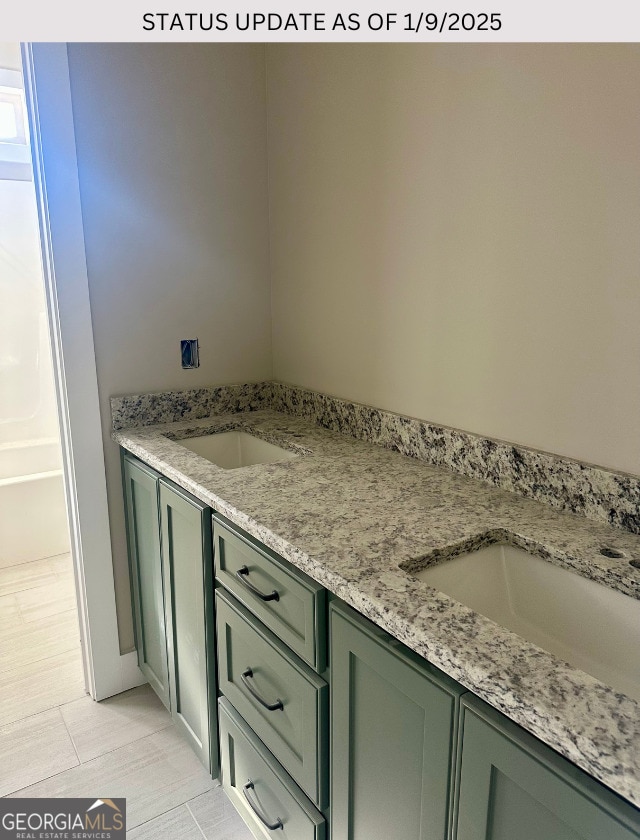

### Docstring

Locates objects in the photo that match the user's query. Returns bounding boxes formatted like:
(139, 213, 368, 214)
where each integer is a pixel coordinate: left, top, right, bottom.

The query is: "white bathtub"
(0, 438, 70, 566)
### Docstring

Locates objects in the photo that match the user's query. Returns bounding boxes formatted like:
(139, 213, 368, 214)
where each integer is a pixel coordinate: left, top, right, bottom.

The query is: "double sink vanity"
(115, 401, 640, 839)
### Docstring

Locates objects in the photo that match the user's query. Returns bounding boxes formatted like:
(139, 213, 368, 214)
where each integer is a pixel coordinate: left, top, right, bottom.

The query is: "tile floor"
(0, 553, 254, 838)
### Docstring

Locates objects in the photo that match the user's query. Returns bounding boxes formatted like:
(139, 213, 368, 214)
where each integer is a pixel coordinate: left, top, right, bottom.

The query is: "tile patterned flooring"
(0, 553, 253, 838)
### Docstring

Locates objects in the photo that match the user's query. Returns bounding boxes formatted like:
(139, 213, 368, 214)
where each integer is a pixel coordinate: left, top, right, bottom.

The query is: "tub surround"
(0, 438, 69, 566)
(113, 400, 640, 810)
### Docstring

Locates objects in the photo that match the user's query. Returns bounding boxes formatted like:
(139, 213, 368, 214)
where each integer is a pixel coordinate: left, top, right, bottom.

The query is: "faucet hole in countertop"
(599, 546, 625, 559)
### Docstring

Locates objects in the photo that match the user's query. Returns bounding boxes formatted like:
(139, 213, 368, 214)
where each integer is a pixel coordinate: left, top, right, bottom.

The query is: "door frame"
(21, 42, 144, 700)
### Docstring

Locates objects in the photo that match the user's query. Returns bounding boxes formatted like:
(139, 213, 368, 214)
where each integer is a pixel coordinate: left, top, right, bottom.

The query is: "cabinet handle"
(236, 566, 280, 602)
(242, 780, 283, 830)
(241, 668, 284, 711)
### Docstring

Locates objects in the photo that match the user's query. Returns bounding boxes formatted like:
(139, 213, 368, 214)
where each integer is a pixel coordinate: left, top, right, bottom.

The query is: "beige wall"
(68, 44, 271, 650)
(63, 43, 640, 648)
(267, 44, 640, 476)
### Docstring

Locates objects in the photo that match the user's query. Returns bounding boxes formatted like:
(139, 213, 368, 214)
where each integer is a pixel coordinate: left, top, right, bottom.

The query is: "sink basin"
(176, 431, 298, 470)
(411, 543, 640, 701)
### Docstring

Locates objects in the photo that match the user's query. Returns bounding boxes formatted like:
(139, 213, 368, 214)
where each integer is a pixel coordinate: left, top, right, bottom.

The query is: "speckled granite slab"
(113, 408, 640, 809)
(110, 382, 272, 430)
(271, 382, 640, 536)
(111, 381, 640, 537)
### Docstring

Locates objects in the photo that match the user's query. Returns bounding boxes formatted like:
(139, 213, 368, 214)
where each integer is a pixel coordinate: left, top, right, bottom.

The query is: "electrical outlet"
(180, 339, 199, 369)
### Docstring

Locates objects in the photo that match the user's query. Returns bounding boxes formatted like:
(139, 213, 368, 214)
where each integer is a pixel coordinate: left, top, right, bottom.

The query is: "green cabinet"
(218, 697, 326, 839)
(330, 600, 640, 840)
(330, 600, 465, 840)
(454, 695, 640, 840)
(159, 479, 216, 771)
(214, 516, 327, 672)
(123, 449, 640, 835)
(122, 452, 218, 775)
(216, 588, 329, 809)
(122, 455, 170, 710)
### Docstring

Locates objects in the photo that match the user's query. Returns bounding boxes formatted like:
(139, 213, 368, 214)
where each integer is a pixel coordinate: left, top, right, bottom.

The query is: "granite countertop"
(114, 409, 640, 809)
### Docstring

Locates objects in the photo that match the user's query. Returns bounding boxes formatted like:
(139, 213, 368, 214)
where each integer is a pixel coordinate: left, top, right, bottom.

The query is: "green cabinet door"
(122, 455, 171, 710)
(455, 695, 640, 840)
(330, 601, 465, 840)
(159, 480, 218, 775)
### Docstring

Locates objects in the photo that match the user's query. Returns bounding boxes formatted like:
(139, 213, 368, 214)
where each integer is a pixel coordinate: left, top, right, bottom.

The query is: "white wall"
(67, 44, 272, 650)
(267, 44, 640, 477)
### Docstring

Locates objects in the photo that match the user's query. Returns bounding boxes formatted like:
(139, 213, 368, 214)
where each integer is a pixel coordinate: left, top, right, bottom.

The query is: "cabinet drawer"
(213, 516, 326, 671)
(218, 697, 326, 840)
(216, 589, 328, 809)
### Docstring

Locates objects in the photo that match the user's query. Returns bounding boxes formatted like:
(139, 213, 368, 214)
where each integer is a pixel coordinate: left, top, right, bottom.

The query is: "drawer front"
(216, 589, 328, 809)
(213, 517, 326, 671)
(218, 697, 326, 840)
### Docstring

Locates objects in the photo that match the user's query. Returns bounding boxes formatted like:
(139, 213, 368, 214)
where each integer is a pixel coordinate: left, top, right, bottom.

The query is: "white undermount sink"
(411, 543, 640, 702)
(176, 431, 298, 470)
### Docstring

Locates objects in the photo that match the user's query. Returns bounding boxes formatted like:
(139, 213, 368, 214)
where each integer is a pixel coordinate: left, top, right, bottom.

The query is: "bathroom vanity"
(117, 401, 640, 839)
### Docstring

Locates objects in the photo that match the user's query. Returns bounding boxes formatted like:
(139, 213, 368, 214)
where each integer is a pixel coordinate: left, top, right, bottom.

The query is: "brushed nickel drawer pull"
(242, 780, 283, 830)
(236, 565, 280, 601)
(241, 668, 284, 711)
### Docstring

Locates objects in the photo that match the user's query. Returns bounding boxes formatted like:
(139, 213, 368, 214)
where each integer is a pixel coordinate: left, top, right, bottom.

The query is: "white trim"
(21, 43, 144, 700)
(120, 651, 148, 690)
